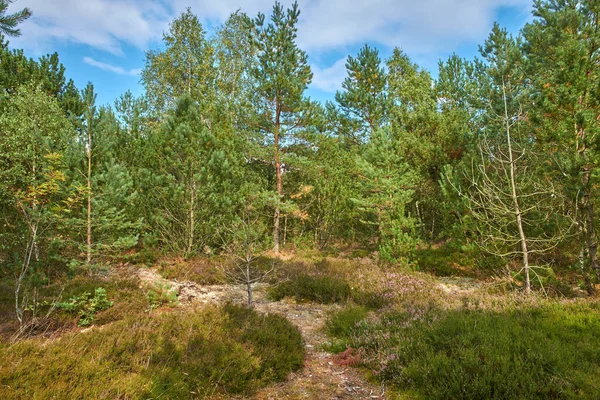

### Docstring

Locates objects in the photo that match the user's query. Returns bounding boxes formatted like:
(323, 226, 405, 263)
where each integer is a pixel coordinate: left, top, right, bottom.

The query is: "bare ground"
(137, 268, 386, 399)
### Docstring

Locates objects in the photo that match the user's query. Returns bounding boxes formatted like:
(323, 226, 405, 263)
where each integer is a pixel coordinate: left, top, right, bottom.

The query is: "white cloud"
(310, 57, 347, 93)
(296, 0, 532, 53)
(9, 0, 533, 59)
(9, 0, 168, 54)
(83, 57, 141, 76)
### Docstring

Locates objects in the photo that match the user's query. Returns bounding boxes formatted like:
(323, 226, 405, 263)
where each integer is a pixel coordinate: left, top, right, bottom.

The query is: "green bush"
(146, 281, 178, 310)
(341, 302, 600, 399)
(56, 287, 113, 326)
(325, 305, 369, 339)
(0, 305, 304, 399)
(268, 274, 351, 304)
(350, 289, 389, 309)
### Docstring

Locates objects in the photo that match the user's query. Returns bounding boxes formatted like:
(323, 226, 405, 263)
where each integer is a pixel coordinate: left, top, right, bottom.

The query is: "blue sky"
(7, 0, 533, 107)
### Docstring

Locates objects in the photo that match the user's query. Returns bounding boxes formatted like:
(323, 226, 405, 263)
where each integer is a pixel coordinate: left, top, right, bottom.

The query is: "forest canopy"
(1, 0, 600, 305)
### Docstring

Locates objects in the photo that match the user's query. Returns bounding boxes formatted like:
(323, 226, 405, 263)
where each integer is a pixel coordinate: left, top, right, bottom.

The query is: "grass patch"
(0, 304, 304, 399)
(330, 301, 600, 399)
(268, 274, 351, 304)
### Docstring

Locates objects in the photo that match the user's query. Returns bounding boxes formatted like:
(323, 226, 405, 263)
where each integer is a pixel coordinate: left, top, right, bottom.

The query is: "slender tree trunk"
(31, 162, 39, 262)
(246, 261, 253, 308)
(187, 175, 196, 260)
(86, 117, 92, 266)
(273, 105, 282, 253)
(503, 82, 530, 294)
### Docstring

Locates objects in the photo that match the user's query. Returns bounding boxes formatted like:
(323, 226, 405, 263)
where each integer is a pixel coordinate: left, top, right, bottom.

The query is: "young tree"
(219, 191, 273, 308)
(451, 25, 571, 293)
(82, 84, 95, 266)
(142, 8, 216, 114)
(0, 85, 74, 325)
(335, 44, 387, 144)
(0, 0, 31, 37)
(144, 96, 240, 258)
(354, 128, 419, 262)
(249, 1, 313, 253)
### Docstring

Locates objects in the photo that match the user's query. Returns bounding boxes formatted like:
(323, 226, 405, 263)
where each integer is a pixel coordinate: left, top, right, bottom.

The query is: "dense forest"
(1, 0, 600, 399)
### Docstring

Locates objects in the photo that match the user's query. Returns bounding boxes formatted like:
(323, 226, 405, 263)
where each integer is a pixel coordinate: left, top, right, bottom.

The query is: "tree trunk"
(273, 105, 282, 253)
(246, 261, 253, 308)
(577, 115, 599, 290)
(186, 177, 196, 260)
(86, 116, 92, 266)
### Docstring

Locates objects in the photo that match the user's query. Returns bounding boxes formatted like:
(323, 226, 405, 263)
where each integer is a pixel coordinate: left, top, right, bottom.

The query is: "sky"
(6, 0, 534, 106)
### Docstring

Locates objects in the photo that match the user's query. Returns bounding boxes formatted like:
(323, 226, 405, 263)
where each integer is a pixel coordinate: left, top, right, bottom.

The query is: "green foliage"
(353, 128, 419, 261)
(334, 302, 600, 399)
(142, 8, 216, 113)
(415, 244, 488, 277)
(0, 0, 32, 37)
(0, 305, 304, 399)
(335, 44, 387, 142)
(57, 287, 113, 326)
(268, 274, 351, 304)
(324, 305, 368, 352)
(145, 282, 178, 310)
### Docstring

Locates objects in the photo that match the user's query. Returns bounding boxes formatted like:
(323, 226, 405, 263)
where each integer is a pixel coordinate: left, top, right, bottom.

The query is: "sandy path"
(137, 268, 385, 399)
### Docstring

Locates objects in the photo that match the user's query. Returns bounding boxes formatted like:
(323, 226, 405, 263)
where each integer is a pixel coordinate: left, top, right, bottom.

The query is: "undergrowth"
(327, 300, 600, 399)
(0, 304, 304, 399)
(268, 274, 351, 304)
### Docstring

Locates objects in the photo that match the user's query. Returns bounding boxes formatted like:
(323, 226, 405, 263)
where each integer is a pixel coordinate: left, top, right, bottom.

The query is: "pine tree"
(0, 0, 31, 37)
(335, 44, 387, 144)
(354, 128, 419, 262)
(249, 1, 313, 253)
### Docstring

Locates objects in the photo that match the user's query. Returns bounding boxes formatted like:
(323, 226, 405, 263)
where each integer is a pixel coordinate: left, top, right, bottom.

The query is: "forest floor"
(3, 254, 598, 399)
(137, 267, 388, 399)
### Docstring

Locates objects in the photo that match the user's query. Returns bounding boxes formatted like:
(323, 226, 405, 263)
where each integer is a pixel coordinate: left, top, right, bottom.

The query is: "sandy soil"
(137, 268, 386, 399)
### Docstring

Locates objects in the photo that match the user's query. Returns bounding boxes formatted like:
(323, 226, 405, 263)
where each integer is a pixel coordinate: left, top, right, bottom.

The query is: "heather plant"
(0, 304, 304, 399)
(268, 274, 351, 304)
(327, 299, 600, 399)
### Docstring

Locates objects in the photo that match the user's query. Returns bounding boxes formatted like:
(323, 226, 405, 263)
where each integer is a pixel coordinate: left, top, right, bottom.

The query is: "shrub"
(268, 274, 351, 304)
(0, 305, 304, 399)
(323, 305, 369, 353)
(56, 287, 113, 326)
(338, 302, 600, 399)
(146, 281, 178, 310)
(350, 289, 389, 309)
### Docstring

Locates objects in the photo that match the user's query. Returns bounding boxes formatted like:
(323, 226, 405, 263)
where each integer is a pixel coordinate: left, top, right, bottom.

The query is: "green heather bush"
(332, 301, 600, 399)
(0, 305, 304, 399)
(323, 305, 369, 353)
(350, 289, 389, 309)
(268, 274, 351, 304)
